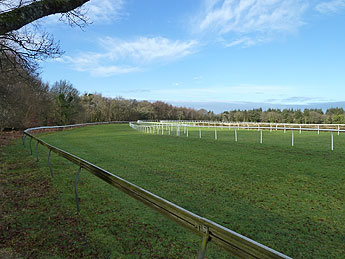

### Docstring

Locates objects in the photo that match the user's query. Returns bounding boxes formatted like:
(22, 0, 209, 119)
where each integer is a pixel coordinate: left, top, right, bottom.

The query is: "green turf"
(21, 124, 345, 257)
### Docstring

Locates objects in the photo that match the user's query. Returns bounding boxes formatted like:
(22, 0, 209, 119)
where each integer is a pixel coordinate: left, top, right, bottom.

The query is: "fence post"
(284, 125, 286, 133)
(292, 130, 294, 146)
(187, 127, 189, 137)
(260, 130, 263, 144)
(299, 125, 301, 134)
(48, 149, 53, 177)
(198, 226, 210, 259)
(29, 136, 32, 155)
(331, 131, 334, 151)
(235, 128, 238, 142)
(35, 141, 39, 161)
(215, 127, 217, 140)
(199, 127, 201, 139)
(338, 125, 340, 136)
(22, 135, 26, 147)
(75, 167, 82, 213)
(318, 125, 320, 135)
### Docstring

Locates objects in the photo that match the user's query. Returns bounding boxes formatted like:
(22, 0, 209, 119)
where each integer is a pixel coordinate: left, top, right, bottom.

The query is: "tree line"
(1, 54, 345, 131)
(0, 58, 211, 130)
(218, 108, 345, 124)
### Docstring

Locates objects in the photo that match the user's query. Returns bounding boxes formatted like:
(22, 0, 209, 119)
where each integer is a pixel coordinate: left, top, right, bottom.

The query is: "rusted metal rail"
(24, 122, 291, 259)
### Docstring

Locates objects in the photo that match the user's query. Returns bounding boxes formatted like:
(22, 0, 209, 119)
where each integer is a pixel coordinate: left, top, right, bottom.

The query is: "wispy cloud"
(82, 0, 125, 23)
(41, 0, 124, 25)
(99, 36, 198, 63)
(266, 96, 332, 104)
(194, 0, 308, 47)
(315, 0, 345, 14)
(121, 84, 293, 102)
(56, 37, 198, 77)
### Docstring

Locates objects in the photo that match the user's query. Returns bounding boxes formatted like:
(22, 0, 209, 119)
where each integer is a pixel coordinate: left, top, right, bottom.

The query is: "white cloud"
(194, 0, 308, 47)
(87, 65, 139, 77)
(315, 0, 345, 14)
(39, 0, 124, 25)
(83, 0, 125, 23)
(122, 84, 293, 102)
(56, 36, 197, 77)
(99, 36, 198, 63)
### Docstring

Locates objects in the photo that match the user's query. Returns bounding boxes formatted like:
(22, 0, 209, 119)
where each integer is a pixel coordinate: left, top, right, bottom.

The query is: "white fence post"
(331, 131, 334, 151)
(318, 125, 320, 135)
(299, 125, 301, 134)
(235, 128, 238, 142)
(199, 127, 202, 138)
(187, 127, 189, 137)
(338, 125, 340, 136)
(215, 127, 217, 140)
(260, 130, 263, 144)
(292, 130, 294, 146)
(284, 125, 286, 133)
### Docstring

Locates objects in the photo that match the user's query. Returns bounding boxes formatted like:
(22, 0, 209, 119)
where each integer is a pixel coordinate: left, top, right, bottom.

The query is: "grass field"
(2, 123, 345, 258)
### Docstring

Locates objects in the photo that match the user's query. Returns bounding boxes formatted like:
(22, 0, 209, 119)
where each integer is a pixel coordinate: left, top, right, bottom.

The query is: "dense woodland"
(1, 55, 345, 131)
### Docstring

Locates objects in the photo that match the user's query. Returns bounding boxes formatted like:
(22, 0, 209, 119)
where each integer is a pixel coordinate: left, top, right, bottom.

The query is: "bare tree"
(0, 0, 90, 35)
(0, 0, 90, 73)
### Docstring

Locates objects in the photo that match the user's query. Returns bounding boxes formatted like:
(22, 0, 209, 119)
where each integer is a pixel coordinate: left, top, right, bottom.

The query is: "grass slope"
(2, 124, 345, 258)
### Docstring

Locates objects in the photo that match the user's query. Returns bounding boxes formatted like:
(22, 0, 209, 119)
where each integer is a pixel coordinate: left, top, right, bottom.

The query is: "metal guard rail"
(23, 122, 291, 259)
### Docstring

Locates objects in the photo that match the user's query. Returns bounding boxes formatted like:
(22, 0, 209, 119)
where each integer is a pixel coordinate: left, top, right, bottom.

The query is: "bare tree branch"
(0, 0, 90, 35)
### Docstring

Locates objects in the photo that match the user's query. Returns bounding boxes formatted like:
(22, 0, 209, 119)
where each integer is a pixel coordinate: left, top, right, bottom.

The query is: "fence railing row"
(24, 122, 291, 259)
(159, 120, 345, 130)
(131, 121, 344, 151)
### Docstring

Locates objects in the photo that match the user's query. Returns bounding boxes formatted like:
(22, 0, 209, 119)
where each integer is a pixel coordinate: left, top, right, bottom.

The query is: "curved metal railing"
(23, 122, 291, 259)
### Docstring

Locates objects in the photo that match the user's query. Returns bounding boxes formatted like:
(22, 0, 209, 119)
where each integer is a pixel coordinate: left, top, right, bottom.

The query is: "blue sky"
(40, 0, 345, 112)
